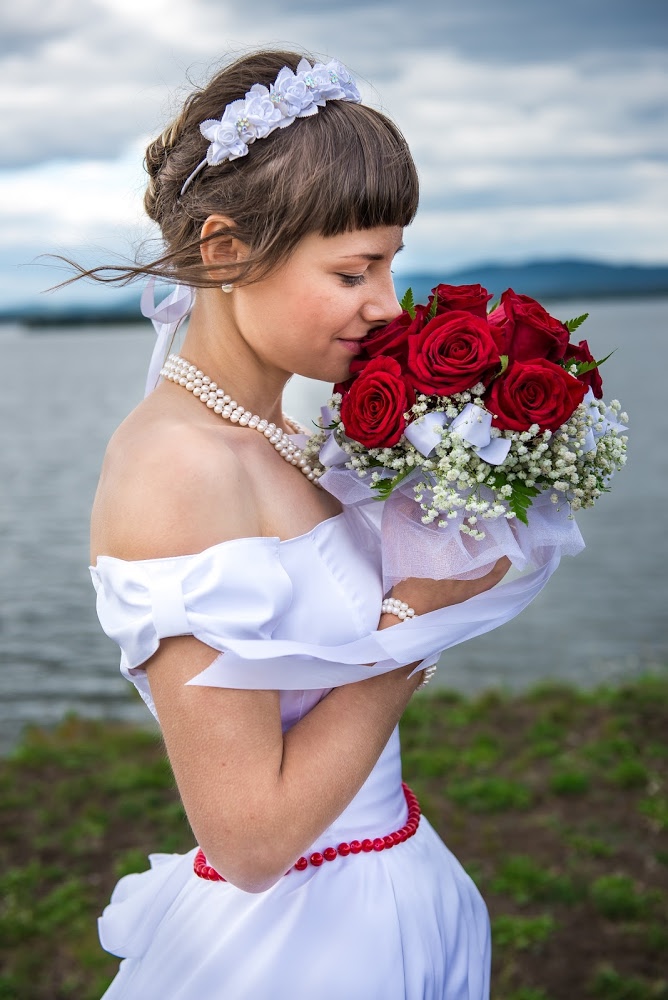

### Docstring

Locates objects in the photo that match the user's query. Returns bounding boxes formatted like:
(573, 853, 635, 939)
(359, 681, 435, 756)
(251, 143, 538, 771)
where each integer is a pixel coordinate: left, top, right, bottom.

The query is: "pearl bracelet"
(380, 598, 436, 689)
(416, 664, 438, 690)
(381, 597, 416, 621)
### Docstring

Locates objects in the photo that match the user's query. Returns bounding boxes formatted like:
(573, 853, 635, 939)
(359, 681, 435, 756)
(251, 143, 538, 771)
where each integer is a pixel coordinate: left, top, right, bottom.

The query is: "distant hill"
(0, 295, 143, 328)
(393, 259, 668, 305)
(2, 259, 668, 327)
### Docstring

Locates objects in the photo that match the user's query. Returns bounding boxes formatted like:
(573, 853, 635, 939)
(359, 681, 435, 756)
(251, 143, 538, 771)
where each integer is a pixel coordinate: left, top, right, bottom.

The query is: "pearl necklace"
(160, 354, 322, 484)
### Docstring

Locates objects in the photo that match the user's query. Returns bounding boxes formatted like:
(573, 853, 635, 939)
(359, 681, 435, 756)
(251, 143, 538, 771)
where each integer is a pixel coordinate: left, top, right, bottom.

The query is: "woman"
(89, 49, 508, 999)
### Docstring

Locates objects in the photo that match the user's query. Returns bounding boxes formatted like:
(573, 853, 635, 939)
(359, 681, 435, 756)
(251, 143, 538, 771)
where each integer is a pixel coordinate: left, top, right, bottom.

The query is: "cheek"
(301, 288, 354, 332)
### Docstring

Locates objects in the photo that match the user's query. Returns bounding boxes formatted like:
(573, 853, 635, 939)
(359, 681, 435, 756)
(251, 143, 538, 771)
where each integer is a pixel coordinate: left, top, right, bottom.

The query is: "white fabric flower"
(181, 58, 361, 193)
(200, 102, 248, 163)
(270, 62, 317, 120)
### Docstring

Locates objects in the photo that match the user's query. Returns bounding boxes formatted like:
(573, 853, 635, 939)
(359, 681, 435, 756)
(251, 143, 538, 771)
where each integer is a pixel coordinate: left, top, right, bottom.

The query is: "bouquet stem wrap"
(319, 465, 585, 589)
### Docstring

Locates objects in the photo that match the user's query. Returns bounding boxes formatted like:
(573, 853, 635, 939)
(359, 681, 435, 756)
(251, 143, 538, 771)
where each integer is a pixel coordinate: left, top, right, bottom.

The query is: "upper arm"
(91, 408, 285, 883)
(144, 634, 283, 884)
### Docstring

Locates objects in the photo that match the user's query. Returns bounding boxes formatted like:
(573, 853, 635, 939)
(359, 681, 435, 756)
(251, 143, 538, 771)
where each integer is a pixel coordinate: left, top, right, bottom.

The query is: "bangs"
(245, 100, 419, 243)
(302, 102, 420, 236)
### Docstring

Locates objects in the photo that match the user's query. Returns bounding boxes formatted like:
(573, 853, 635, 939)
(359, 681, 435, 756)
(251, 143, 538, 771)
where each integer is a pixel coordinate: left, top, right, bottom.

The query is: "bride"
(88, 49, 509, 999)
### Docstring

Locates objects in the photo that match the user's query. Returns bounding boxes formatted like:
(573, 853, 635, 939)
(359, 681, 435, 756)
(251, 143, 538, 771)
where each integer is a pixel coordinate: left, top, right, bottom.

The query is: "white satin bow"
(319, 402, 512, 469)
(403, 403, 511, 465)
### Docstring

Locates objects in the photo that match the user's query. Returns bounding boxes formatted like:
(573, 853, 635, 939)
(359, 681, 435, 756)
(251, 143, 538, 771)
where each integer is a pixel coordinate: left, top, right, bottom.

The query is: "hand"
(388, 557, 512, 618)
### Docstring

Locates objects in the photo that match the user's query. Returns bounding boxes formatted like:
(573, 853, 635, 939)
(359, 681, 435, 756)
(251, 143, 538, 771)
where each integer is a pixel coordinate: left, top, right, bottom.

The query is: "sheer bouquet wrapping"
(304, 284, 628, 592)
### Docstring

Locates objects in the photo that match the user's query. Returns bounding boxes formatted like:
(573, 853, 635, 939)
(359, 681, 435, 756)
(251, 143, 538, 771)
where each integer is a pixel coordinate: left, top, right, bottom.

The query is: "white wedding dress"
(91, 507, 499, 999)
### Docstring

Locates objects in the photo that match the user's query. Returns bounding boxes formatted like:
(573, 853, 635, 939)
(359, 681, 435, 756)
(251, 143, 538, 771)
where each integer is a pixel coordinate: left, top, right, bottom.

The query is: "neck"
(178, 291, 288, 425)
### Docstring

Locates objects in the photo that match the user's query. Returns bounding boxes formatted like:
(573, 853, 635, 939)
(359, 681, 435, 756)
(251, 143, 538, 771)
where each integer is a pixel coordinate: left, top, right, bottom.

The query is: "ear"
(199, 215, 248, 279)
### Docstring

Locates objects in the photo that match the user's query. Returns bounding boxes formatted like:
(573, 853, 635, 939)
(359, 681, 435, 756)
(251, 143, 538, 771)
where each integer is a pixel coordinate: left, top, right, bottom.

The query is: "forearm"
(279, 660, 420, 842)
(208, 656, 422, 892)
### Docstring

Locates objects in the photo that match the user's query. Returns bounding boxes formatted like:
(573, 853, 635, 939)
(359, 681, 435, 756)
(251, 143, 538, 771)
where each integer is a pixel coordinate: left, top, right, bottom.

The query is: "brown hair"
(63, 49, 419, 289)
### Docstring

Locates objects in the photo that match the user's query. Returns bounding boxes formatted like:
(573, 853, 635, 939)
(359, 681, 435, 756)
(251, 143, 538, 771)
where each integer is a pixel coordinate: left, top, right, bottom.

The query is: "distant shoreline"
(4, 258, 668, 328)
(4, 288, 668, 331)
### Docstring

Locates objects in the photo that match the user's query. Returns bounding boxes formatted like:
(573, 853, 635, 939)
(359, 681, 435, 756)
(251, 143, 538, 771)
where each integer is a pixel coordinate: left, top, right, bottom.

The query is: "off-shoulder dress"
(90, 504, 530, 999)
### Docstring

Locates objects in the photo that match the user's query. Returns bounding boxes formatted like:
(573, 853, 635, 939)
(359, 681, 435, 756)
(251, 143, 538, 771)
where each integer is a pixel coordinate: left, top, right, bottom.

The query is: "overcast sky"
(0, 0, 666, 308)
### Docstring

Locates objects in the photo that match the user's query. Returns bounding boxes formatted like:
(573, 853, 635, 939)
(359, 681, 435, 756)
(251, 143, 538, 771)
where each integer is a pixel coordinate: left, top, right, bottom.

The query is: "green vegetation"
(1, 678, 667, 999)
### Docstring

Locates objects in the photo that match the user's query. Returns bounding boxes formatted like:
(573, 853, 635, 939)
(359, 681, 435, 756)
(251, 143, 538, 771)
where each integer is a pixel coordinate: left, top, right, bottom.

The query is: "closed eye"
(338, 274, 366, 287)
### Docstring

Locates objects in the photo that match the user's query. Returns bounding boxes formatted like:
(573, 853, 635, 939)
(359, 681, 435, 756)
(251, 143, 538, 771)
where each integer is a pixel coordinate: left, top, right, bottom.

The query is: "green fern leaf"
(566, 350, 615, 377)
(508, 481, 540, 524)
(400, 287, 416, 319)
(564, 313, 589, 333)
(371, 466, 414, 500)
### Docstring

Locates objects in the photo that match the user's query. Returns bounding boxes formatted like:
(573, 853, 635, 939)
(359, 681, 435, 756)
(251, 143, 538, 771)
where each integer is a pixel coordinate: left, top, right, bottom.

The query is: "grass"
(0, 677, 667, 999)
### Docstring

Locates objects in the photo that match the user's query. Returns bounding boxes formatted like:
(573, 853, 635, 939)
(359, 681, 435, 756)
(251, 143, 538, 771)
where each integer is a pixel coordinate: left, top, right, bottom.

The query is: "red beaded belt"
(194, 781, 420, 882)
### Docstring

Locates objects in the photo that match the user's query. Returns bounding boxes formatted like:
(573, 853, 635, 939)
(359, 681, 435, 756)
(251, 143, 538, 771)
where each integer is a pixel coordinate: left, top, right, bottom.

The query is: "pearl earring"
(221, 283, 234, 293)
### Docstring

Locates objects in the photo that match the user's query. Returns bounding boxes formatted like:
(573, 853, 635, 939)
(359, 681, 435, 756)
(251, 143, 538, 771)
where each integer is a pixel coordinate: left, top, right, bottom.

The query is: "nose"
(361, 269, 402, 326)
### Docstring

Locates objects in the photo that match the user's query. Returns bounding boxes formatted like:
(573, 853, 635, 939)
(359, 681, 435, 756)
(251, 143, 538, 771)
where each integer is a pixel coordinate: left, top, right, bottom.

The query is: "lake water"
(1, 297, 666, 752)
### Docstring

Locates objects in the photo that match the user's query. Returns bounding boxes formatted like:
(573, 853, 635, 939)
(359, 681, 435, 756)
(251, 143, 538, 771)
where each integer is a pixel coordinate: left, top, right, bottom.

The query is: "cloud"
(1, 0, 666, 166)
(383, 49, 668, 218)
(0, 0, 666, 309)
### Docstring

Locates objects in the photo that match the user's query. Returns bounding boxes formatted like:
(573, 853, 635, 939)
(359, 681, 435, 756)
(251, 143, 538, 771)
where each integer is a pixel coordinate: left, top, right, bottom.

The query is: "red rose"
(340, 356, 414, 448)
(488, 289, 569, 363)
(428, 283, 492, 319)
(485, 358, 587, 432)
(406, 311, 502, 396)
(563, 339, 603, 399)
(353, 305, 427, 370)
(334, 306, 427, 394)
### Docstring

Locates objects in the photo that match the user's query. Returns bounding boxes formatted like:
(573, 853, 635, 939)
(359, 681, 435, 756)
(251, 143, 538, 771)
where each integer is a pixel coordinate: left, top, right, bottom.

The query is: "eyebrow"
(340, 244, 405, 261)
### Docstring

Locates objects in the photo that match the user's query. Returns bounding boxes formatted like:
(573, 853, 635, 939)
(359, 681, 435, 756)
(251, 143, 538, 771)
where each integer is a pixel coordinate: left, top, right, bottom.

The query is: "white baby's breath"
(302, 384, 628, 541)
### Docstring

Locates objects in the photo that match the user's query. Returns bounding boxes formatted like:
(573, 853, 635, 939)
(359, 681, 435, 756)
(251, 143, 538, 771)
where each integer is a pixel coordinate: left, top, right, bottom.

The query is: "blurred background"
(1, 0, 667, 750)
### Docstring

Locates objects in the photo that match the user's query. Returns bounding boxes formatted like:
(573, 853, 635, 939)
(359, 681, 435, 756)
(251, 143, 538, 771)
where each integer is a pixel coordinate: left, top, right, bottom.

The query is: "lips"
(338, 339, 363, 354)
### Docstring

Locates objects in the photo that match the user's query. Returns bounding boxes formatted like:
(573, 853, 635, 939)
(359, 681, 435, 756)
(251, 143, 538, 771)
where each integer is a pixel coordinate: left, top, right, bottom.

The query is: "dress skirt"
(98, 731, 491, 1000)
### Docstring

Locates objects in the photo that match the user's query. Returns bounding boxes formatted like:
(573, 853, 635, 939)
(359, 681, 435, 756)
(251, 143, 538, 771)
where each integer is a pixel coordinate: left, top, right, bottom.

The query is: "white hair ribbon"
(140, 277, 195, 396)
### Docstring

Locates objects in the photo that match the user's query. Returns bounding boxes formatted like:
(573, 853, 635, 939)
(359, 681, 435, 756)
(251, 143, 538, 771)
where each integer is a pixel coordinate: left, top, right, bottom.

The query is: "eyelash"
(338, 273, 366, 287)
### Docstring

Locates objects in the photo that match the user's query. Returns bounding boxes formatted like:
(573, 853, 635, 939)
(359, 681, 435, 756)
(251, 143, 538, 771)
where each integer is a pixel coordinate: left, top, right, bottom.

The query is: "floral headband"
(179, 58, 361, 195)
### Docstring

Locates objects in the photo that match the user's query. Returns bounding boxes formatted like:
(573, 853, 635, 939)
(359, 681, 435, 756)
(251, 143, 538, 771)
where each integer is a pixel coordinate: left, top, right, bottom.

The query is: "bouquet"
(304, 284, 628, 586)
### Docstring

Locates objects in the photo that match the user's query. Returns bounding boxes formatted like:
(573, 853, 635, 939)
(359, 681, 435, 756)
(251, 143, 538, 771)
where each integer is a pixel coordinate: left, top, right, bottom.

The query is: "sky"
(0, 0, 666, 309)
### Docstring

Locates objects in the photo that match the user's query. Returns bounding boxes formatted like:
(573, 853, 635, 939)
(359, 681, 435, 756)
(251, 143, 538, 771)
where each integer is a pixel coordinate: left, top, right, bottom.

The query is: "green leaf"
(565, 350, 615, 377)
(595, 350, 615, 366)
(371, 466, 414, 500)
(509, 497, 530, 524)
(400, 287, 416, 319)
(427, 292, 439, 319)
(487, 298, 499, 314)
(508, 481, 540, 524)
(488, 355, 509, 382)
(564, 313, 589, 333)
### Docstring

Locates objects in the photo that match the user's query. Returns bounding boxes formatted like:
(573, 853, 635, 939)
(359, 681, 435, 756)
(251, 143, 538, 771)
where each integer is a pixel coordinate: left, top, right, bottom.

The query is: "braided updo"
(65, 49, 419, 289)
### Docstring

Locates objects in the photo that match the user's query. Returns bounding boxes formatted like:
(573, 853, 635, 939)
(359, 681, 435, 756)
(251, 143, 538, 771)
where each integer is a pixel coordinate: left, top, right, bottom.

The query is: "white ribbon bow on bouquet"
(318, 401, 512, 470)
(404, 404, 512, 465)
(580, 389, 627, 454)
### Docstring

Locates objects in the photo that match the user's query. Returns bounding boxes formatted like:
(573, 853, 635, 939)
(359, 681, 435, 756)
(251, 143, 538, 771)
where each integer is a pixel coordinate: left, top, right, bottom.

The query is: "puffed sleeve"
(89, 537, 293, 717)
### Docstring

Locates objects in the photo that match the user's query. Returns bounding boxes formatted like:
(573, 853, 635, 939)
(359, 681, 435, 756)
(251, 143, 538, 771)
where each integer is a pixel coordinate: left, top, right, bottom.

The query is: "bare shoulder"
(90, 398, 261, 563)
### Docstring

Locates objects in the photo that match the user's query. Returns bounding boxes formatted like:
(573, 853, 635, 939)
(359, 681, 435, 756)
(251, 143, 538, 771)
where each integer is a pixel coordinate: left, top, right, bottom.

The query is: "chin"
(297, 360, 352, 386)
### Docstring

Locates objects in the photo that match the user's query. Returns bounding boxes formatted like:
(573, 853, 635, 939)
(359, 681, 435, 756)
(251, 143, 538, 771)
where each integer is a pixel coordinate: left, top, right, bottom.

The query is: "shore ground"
(1, 676, 667, 999)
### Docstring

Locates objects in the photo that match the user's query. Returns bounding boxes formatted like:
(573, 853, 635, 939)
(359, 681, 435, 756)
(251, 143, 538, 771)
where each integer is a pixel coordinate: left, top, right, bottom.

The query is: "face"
(230, 226, 404, 383)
